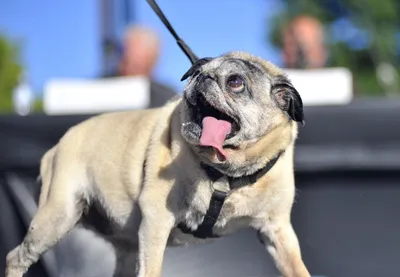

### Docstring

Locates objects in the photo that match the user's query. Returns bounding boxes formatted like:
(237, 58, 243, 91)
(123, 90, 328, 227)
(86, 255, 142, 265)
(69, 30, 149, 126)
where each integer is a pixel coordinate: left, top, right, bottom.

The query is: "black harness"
(177, 151, 284, 239)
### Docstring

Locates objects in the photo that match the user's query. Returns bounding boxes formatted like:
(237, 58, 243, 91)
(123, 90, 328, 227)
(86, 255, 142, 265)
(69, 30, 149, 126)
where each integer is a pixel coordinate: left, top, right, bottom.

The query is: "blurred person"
(107, 24, 177, 108)
(282, 15, 327, 69)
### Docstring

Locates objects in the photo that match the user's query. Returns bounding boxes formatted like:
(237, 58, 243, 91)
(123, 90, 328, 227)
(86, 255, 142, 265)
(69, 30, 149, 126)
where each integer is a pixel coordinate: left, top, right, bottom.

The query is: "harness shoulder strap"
(177, 189, 227, 239)
(178, 151, 284, 239)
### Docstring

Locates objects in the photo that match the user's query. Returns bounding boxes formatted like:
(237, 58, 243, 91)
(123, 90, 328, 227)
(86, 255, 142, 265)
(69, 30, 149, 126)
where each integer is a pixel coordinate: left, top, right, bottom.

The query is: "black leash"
(146, 0, 198, 64)
(178, 151, 284, 239)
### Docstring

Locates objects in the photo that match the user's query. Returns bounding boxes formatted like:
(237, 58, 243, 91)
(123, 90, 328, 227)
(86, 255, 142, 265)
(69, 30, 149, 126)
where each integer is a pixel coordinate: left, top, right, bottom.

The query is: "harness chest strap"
(177, 151, 284, 239)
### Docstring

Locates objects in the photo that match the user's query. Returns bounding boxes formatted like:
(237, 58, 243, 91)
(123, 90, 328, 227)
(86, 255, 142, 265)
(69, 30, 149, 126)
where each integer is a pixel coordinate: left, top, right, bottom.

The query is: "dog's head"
(180, 51, 304, 176)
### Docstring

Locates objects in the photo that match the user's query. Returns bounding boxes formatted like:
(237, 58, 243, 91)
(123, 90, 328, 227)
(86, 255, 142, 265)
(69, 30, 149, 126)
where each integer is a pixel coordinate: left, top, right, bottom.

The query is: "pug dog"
(5, 51, 310, 277)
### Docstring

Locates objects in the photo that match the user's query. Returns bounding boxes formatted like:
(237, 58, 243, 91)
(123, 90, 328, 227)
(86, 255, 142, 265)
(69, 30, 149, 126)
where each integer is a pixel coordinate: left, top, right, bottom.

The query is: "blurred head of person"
(119, 25, 161, 78)
(282, 15, 327, 69)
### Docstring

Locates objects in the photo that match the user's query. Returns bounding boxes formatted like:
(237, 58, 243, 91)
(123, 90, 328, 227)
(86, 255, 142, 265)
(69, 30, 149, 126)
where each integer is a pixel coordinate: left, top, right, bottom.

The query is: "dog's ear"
(181, 57, 213, 81)
(271, 75, 305, 126)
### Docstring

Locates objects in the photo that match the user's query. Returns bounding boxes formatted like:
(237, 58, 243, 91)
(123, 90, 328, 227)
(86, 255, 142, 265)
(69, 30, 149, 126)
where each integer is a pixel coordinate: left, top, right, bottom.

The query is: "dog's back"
(37, 107, 163, 208)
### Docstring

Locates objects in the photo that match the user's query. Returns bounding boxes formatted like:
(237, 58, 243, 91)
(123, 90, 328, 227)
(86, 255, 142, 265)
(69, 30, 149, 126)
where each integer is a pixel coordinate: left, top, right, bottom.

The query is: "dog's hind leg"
(37, 146, 56, 208)
(5, 151, 88, 277)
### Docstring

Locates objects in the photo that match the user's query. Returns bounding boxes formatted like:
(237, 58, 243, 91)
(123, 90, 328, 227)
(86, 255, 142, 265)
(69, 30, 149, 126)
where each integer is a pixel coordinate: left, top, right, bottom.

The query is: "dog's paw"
(5, 247, 26, 277)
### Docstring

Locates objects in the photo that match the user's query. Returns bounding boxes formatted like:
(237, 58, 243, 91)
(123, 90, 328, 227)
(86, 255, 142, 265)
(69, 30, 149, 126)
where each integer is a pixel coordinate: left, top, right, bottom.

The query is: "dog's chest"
(179, 177, 258, 237)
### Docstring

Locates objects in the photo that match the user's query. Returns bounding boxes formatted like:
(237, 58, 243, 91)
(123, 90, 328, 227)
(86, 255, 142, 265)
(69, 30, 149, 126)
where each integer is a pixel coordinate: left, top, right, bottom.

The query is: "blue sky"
(0, 0, 100, 95)
(0, 0, 282, 95)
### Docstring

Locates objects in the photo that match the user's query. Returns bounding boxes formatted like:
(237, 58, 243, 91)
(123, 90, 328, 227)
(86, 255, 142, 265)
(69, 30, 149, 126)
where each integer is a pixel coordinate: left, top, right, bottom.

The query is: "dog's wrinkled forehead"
(203, 57, 260, 77)
(181, 51, 285, 82)
(224, 51, 286, 77)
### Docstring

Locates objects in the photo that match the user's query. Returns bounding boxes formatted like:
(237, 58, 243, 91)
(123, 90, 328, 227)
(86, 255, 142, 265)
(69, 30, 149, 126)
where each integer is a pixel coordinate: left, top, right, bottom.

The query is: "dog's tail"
(146, 0, 198, 65)
(38, 146, 57, 208)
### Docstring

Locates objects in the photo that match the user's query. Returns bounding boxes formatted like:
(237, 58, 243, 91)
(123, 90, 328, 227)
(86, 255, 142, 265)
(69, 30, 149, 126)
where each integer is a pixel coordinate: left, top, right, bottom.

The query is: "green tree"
(268, 0, 400, 97)
(0, 34, 22, 112)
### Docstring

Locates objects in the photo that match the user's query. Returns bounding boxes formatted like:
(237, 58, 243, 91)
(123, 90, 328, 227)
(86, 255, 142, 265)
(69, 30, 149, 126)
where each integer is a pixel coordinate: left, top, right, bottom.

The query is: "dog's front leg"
(258, 221, 311, 277)
(136, 201, 175, 277)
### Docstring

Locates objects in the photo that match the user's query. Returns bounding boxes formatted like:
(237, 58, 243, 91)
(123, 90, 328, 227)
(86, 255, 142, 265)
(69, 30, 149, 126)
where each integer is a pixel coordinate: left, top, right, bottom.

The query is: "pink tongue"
(200, 116, 232, 161)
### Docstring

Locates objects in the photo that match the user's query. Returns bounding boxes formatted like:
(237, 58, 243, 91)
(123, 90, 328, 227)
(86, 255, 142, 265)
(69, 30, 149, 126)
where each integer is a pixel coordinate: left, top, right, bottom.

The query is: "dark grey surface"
(292, 171, 400, 277)
(163, 229, 279, 277)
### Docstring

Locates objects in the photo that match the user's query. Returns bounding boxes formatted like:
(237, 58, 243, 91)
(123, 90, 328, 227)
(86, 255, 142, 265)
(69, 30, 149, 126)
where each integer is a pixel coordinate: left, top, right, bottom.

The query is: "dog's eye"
(227, 75, 245, 93)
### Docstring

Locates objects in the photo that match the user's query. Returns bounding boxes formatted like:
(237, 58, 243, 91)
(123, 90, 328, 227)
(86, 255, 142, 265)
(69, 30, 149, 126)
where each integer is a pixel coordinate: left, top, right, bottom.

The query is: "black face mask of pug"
(5, 51, 310, 277)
